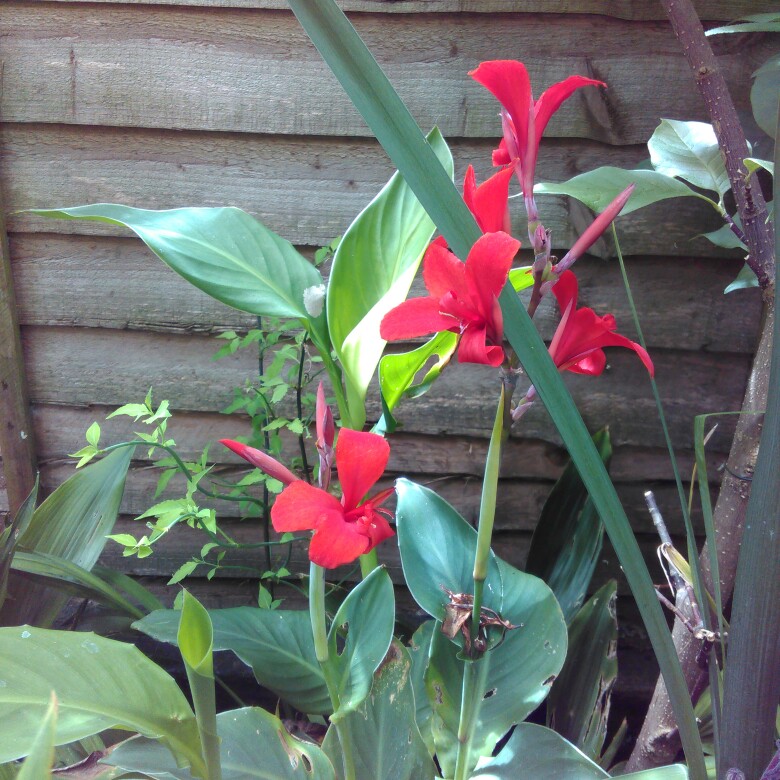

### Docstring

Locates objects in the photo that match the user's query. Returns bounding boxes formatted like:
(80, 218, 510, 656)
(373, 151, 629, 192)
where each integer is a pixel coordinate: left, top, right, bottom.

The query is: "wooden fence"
(0, 0, 775, 713)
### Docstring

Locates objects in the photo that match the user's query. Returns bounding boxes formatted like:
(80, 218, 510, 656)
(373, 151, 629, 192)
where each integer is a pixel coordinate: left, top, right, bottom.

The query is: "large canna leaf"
(322, 642, 437, 780)
(327, 128, 453, 428)
(284, 3, 706, 774)
(525, 428, 611, 623)
(16, 693, 57, 780)
(134, 606, 331, 714)
(30, 205, 328, 346)
(1, 447, 133, 627)
(0, 626, 204, 776)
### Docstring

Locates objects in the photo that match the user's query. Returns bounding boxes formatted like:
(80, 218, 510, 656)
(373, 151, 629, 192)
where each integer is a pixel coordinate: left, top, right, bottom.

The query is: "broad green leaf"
(426, 560, 567, 775)
(699, 222, 747, 250)
(535, 167, 713, 215)
(379, 331, 458, 411)
(0, 477, 38, 613)
(177, 592, 219, 780)
(525, 428, 611, 623)
(1, 447, 133, 627)
(31, 205, 326, 338)
(322, 642, 437, 780)
(745, 157, 775, 177)
(134, 606, 330, 714)
(706, 13, 780, 35)
(407, 621, 436, 757)
(724, 263, 759, 294)
(648, 120, 730, 197)
(328, 566, 395, 722)
(547, 580, 618, 759)
(106, 708, 335, 780)
(395, 479, 502, 634)
(285, 3, 706, 774)
(328, 128, 453, 427)
(16, 693, 57, 780)
(471, 723, 608, 779)
(0, 627, 203, 776)
(751, 54, 780, 139)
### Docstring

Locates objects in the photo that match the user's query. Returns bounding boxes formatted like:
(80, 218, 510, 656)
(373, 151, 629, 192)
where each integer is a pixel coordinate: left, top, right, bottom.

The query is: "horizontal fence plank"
(20, 325, 748, 451)
(29, 1, 776, 20)
(10, 232, 759, 353)
(3, 126, 736, 256)
(26, 404, 728, 484)
(1, 5, 772, 144)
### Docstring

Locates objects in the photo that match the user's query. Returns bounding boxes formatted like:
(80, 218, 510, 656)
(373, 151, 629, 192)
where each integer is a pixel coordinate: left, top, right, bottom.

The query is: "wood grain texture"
(1, 4, 773, 143)
(19, 325, 748, 451)
(2, 125, 738, 256)
(29, 0, 778, 20)
(9, 232, 760, 353)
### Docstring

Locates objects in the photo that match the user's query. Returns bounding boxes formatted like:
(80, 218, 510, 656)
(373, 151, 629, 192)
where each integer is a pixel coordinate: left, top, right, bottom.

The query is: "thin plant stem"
(257, 317, 274, 583)
(295, 335, 313, 483)
(453, 656, 490, 780)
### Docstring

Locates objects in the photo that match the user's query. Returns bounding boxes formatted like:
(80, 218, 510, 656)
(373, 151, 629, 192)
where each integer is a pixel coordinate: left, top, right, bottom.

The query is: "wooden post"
(0, 183, 37, 516)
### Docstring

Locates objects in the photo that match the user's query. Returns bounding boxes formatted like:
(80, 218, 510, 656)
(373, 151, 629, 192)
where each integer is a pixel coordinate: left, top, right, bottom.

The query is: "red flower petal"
(219, 439, 299, 486)
(534, 75, 606, 139)
(423, 240, 468, 300)
(564, 349, 607, 376)
(470, 61, 532, 161)
(463, 165, 514, 234)
(271, 480, 344, 532)
(380, 297, 457, 341)
(308, 511, 370, 568)
(335, 429, 390, 512)
(492, 139, 512, 167)
(552, 270, 579, 313)
(457, 322, 505, 366)
(465, 231, 520, 320)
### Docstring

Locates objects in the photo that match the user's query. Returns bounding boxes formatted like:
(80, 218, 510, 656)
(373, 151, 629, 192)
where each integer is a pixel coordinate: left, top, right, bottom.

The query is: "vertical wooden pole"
(0, 184, 37, 516)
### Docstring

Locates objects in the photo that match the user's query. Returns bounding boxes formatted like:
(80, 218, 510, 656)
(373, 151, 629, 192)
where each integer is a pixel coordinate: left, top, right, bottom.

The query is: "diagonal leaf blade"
(286, 2, 706, 776)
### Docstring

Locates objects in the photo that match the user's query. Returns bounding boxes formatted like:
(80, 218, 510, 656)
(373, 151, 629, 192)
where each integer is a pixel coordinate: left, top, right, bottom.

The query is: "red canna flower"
(380, 231, 521, 367)
(219, 439, 299, 486)
(271, 429, 395, 568)
(470, 61, 605, 217)
(549, 270, 654, 376)
(463, 165, 514, 234)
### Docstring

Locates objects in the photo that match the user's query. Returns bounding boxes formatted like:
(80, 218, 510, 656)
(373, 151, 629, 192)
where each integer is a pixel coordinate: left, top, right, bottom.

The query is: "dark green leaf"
(0, 477, 38, 613)
(751, 54, 780, 139)
(134, 607, 330, 714)
(407, 621, 435, 758)
(526, 429, 611, 623)
(724, 263, 760, 294)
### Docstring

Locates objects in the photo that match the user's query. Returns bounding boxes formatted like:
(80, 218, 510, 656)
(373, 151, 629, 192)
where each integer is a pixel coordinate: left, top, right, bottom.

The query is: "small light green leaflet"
(30, 204, 327, 343)
(706, 13, 780, 35)
(745, 157, 775, 177)
(322, 642, 437, 780)
(408, 621, 436, 758)
(327, 566, 395, 722)
(648, 119, 731, 198)
(535, 167, 714, 215)
(547, 580, 618, 760)
(1, 447, 133, 628)
(751, 54, 780, 138)
(509, 265, 534, 292)
(134, 606, 331, 714)
(725, 263, 760, 294)
(395, 478, 503, 636)
(379, 331, 458, 412)
(177, 592, 220, 780)
(327, 128, 453, 429)
(16, 693, 57, 780)
(425, 559, 566, 776)
(105, 708, 336, 780)
(0, 626, 204, 776)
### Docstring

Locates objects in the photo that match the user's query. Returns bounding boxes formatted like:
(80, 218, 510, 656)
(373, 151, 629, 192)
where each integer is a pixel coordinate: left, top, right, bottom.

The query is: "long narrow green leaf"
(286, 3, 706, 776)
(719, 115, 780, 778)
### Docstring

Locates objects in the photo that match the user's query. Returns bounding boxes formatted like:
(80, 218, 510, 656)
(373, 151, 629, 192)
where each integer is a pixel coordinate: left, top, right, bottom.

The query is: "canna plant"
(3, 0, 775, 777)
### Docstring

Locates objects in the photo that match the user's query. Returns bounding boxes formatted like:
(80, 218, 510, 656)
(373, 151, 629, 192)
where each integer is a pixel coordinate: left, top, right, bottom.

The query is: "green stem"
(453, 656, 490, 780)
(308, 562, 357, 780)
(358, 548, 379, 577)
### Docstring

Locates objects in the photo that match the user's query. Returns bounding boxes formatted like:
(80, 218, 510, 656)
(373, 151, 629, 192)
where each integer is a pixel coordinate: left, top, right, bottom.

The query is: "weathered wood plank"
(3, 126, 737, 257)
(1, 4, 773, 144)
(26, 404, 729, 484)
(30, 1, 777, 20)
(19, 325, 749, 450)
(9, 232, 759, 353)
